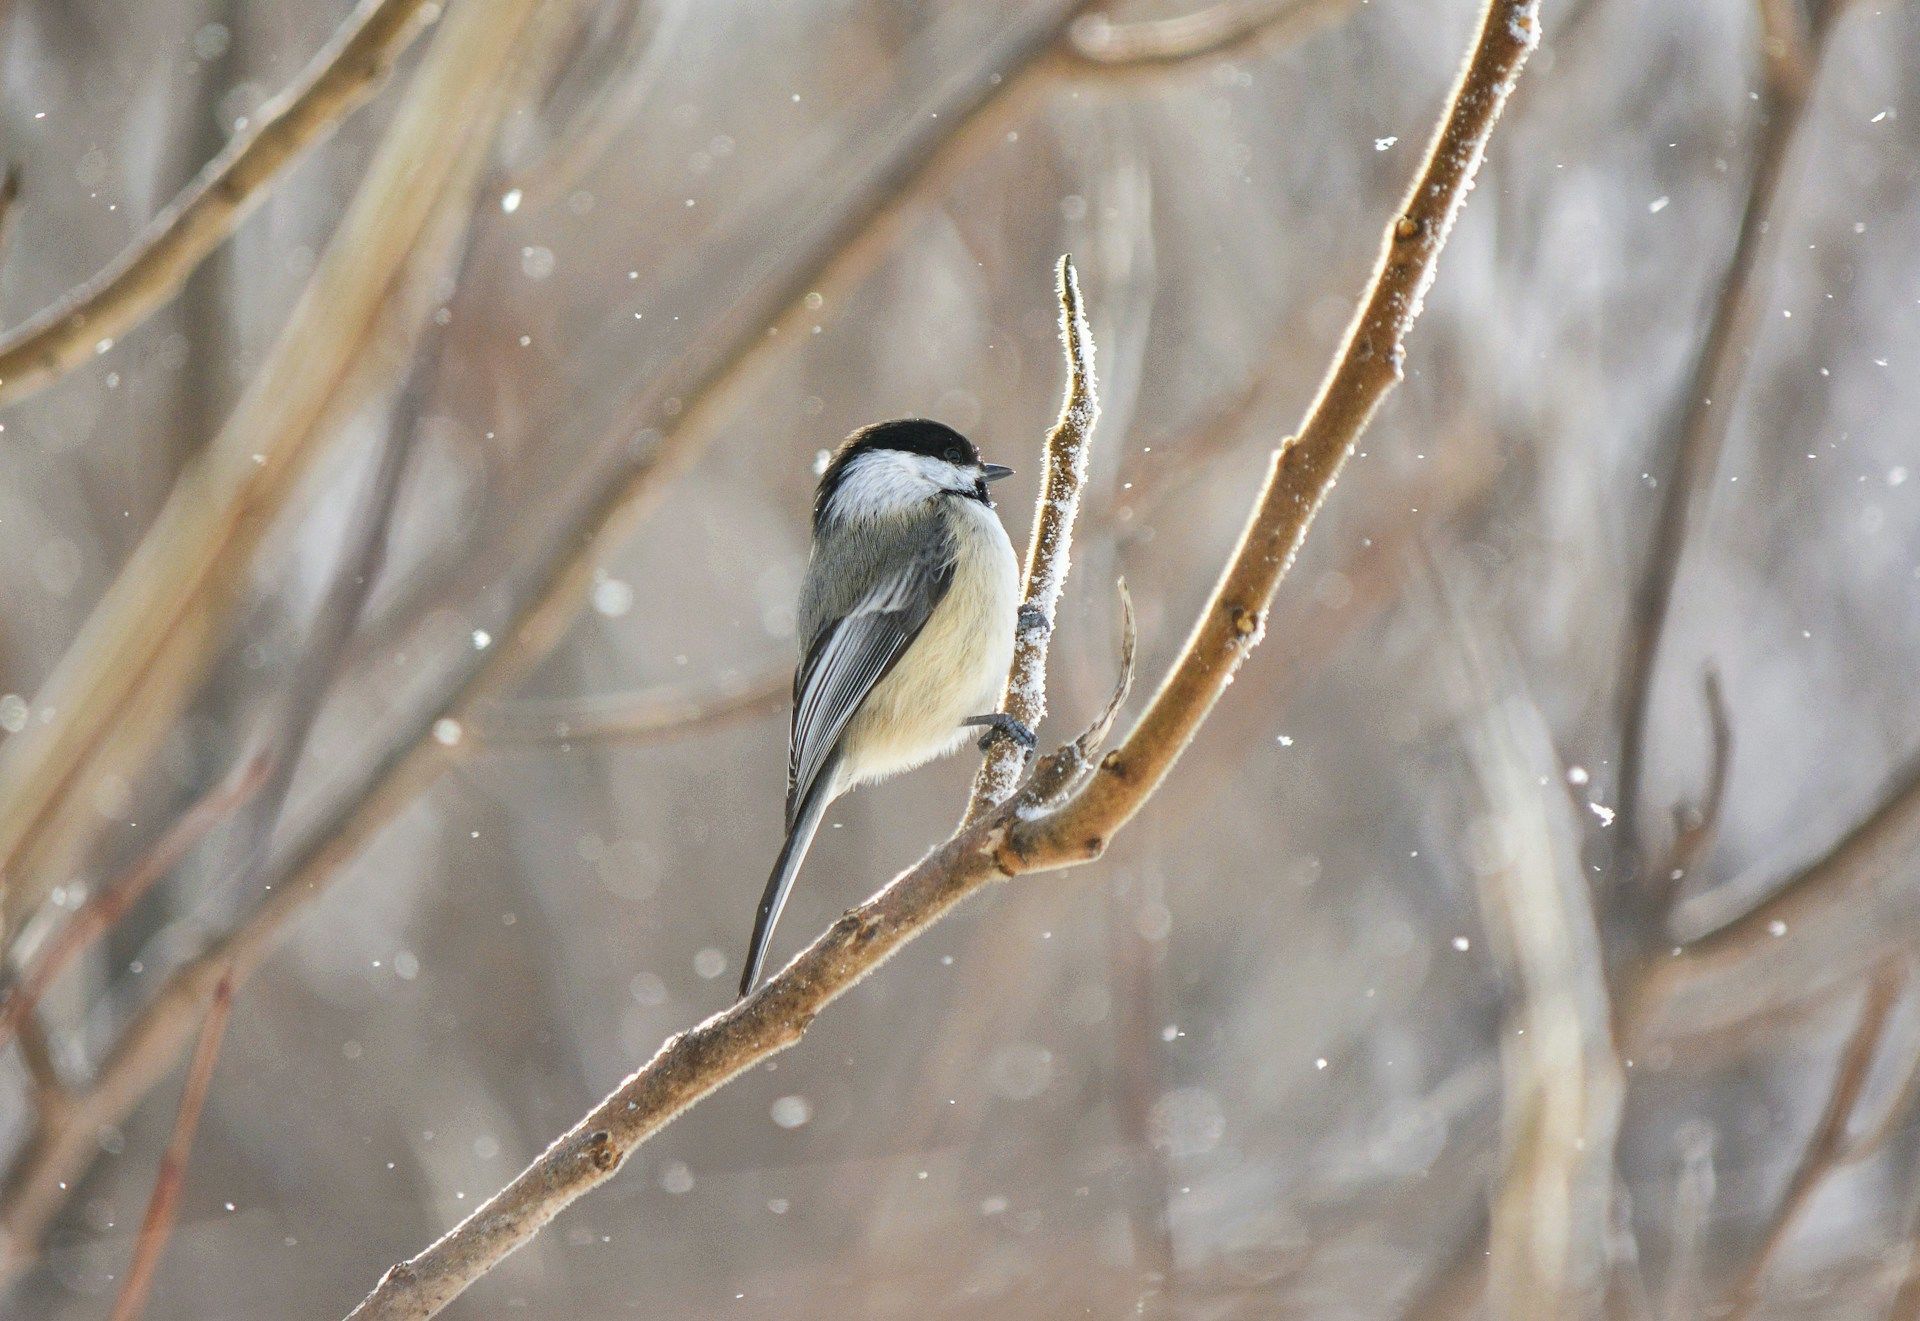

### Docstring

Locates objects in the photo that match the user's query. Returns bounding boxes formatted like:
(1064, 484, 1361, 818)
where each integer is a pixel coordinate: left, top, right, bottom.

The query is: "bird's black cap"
(813, 418, 983, 526)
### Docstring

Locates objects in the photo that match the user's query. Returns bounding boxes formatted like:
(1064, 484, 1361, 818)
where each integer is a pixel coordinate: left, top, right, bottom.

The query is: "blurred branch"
(0, 26, 524, 1282)
(0, 0, 442, 409)
(1445, 595, 1622, 1316)
(967, 255, 1099, 820)
(0, 0, 543, 951)
(1663, 666, 1733, 887)
(0, 754, 268, 1058)
(1625, 750, 1920, 1043)
(105, 968, 234, 1321)
(343, 6, 1540, 1314)
(0, 166, 19, 256)
(11, 1015, 65, 1118)
(1612, 0, 1848, 862)
(472, 666, 787, 747)
(1066, 0, 1357, 68)
(1724, 964, 1904, 1320)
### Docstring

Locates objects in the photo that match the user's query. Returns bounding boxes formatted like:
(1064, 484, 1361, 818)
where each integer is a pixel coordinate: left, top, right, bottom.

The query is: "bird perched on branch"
(740, 419, 1026, 997)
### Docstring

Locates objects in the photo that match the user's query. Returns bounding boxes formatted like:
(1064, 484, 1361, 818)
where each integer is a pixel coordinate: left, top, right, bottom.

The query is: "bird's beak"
(980, 463, 1014, 483)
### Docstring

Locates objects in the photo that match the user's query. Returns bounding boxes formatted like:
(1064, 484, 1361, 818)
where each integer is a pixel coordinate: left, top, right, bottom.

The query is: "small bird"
(739, 418, 1026, 997)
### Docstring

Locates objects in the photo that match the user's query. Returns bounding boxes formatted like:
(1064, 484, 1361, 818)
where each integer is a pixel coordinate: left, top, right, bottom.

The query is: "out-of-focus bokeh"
(1, 0, 1917, 1316)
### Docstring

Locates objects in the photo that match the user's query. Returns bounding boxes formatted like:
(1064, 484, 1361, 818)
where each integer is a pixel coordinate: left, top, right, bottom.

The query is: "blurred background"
(0, 0, 1917, 1316)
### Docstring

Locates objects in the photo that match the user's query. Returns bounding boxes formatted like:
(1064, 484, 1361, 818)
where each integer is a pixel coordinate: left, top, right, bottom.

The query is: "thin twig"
(11, 1014, 64, 1116)
(0, 0, 441, 408)
(472, 666, 787, 747)
(1612, 0, 1845, 864)
(343, 6, 1538, 1315)
(1724, 964, 1904, 1319)
(0, 0, 543, 948)
(105, 968, 234, 1321)
(1664, 665, 1734, 887)
(0, 755, 268, 1056)
(967, 254, 1099, 820)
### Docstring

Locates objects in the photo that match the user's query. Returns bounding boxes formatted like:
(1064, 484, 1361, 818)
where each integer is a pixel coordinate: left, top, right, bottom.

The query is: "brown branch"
(1612, 0, 1845, 862)
(967, 254, 1098, 819)
(105, 967, 233, 1321)
(343, 5, 1539, 1315)
(1664, 665, 1734, 887)
(0, 0, 543, 948)
(471, 666, 787, 747)
(1625, 751, 1920, 1044)
(0, 0, 442, 409)
(1724, 965, 1903, 1319)
(0, 754, 267, 1057)
(1067, 0, 1357, 69)
(11, 1014, 64, 1117)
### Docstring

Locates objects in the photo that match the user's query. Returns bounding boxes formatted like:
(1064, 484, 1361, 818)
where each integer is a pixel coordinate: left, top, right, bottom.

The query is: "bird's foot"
(965, 712, 1037, 753)
(1017, 603, 1051, 638)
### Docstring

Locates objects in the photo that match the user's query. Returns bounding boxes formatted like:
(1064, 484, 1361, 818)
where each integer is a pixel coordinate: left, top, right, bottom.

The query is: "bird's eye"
(944, 445, 965, 464)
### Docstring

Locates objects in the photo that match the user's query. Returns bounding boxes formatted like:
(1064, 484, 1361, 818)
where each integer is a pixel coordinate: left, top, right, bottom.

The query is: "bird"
(739, 418, 1027, 997)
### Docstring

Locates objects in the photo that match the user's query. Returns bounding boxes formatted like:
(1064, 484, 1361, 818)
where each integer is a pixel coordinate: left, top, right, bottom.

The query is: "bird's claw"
(1017, 604, 1051, 638)
(965, 712, 1037, 753)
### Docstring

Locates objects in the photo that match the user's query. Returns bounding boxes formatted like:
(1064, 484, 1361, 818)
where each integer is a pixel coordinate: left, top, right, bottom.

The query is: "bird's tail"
(740, 757, 840, 998)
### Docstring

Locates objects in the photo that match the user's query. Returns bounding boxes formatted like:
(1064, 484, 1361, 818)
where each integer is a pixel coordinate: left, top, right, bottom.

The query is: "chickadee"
(739, 418, 1025, 997)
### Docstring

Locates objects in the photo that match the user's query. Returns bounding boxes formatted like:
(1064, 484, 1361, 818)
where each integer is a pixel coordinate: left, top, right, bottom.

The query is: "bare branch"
(0, 0, 544, 946)
(1724, 965, 1903, 1319)
(1612, 0, 1842, 862)
(0, 0, 442, 409)
(1664, 665, 1734, 887)
(0, 755, 267, 1057)
(472, 666, 787, 747)
(1067, 0, 1358, 69)
(105, 968, 234, 1321)
(1625, 752, 1920, 1043)
(967, 254, 1099, 820)
(341, 6, 1540, 1315)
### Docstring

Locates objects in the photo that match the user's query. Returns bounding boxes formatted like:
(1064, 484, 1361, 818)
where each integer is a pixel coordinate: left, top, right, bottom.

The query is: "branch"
(0, 0, 543, 947)
(1067, 0, 1358, 69)
(1612, 0, 1844, 862)
(0, 0, 441, 409)
(343, 5, 1539, 1315)
(967, 255, 1098, 819)
(0, 754, 267, 1057)
(1625, 750, 1920, 1043)
(105, 968, 234, 1321)
(472, 666, 787, 747)
(1448, 625, 1621, 1315)
(1723, 964, 1903, 1319)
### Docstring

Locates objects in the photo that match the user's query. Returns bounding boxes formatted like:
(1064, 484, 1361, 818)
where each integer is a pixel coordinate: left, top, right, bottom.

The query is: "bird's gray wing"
(787, 522, 955, 827)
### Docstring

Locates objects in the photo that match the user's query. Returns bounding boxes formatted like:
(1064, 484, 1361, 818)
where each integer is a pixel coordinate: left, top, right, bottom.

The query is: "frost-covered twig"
(0, 0, 442, 409)
(342, 6, 1539, 1316)
(967, 255, 1099, 821)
